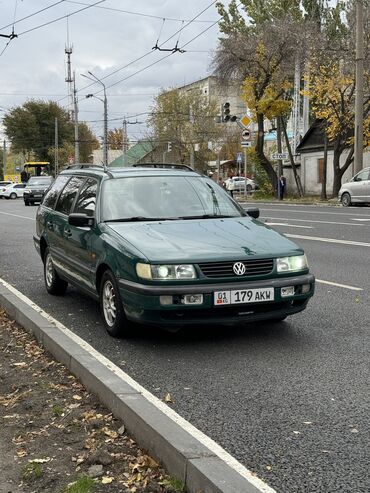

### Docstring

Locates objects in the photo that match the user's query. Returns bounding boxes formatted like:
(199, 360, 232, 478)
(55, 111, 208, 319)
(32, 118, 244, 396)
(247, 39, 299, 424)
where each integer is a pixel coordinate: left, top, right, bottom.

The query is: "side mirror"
(246, 208, 260, 219)
(68, 213, 94, 227)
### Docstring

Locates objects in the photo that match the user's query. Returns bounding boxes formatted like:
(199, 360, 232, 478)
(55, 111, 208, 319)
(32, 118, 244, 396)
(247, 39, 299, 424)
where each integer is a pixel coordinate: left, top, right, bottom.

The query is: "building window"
(318, 158, 325, 184)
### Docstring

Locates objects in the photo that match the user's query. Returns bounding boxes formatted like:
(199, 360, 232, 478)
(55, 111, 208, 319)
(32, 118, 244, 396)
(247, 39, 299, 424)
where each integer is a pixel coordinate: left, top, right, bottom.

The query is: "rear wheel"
(341, 192, 351, 207)
(44, 247, 68, 295)
(100, 270, 131, 338)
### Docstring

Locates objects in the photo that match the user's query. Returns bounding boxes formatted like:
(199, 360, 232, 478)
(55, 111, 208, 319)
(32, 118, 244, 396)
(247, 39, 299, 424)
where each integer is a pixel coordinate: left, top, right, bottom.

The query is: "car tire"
(24, 199, 29, 206)
(10, 192, 17, 199)
(100, 270, 131, 338)
(44, 247, 68, 295)
(341, 192, 351, 207)
(246, 184, 252, 192)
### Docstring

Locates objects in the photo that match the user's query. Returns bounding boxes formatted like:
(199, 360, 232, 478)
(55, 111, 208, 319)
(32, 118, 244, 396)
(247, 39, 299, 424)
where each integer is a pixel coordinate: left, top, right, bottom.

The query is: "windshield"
(27, 177, 52, 186)
(101, 175, 245, 221)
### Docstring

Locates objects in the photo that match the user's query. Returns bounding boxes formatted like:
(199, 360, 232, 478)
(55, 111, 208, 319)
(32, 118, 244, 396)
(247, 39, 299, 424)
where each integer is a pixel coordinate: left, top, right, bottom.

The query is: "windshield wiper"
(104, 216, 179, 222)
(179, 214, 239, 220)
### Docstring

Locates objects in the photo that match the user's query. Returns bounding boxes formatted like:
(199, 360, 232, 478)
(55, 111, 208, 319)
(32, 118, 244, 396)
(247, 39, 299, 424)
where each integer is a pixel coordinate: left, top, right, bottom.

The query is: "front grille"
(198, 258, 274, 278)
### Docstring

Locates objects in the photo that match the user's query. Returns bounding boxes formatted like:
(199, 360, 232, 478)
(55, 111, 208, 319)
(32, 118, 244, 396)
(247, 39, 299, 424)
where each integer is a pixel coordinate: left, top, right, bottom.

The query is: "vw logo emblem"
(233, 262, 246, 276)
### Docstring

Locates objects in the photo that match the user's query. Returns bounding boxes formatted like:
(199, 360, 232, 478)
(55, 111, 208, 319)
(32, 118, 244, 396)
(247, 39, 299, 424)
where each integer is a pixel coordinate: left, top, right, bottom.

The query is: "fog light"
(281, 286, 295, 297)
(181, 294, 203, 305)
(160, 295, 173, 305)
(301, 284, 310, 294)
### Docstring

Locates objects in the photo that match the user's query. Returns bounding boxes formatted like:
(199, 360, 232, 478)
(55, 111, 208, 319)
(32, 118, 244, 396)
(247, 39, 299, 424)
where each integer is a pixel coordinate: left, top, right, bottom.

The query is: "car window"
(73, 178, 98, 217)
(353, 170, 370, 182)
(43, 175, 70, 209)
(27, 177, 53, 186)
(14, 184, 25, 188)
(55, 177, 85, 215)
(101, 175, 244, 221)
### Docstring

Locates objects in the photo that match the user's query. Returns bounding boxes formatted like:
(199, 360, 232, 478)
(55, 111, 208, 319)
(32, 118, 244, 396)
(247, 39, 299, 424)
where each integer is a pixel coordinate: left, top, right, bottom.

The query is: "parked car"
(224, 176, 258, 193)
(0, 180, 13, 187)
(24, 176, 54, 205)
(0, 182, 26, 199)
(338, 167, 370, 206)
(34, 164, 315, 337)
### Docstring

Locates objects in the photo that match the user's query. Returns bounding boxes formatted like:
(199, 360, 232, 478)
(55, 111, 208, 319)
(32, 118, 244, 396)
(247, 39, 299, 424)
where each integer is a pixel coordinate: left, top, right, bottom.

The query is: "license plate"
(34, 194, 42, 197)
(214, 288, 274, 305)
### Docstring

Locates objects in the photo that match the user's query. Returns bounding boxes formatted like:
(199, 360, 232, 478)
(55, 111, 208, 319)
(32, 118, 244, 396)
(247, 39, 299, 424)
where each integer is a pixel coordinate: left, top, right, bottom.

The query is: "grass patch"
(161, 476, 186, 492)
(22, 462, 43, 482)
(61, 475, 96, 493)
(52, 404, 64, 417)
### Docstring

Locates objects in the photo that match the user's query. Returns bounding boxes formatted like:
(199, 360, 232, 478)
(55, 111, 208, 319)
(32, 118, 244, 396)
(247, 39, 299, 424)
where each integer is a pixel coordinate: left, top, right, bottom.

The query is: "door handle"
(46, 221, 53, 230)
(64, 229, 72, 238)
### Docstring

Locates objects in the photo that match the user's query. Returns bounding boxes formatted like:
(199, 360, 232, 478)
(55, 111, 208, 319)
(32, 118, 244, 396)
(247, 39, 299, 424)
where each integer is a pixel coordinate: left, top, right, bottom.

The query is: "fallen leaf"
(164, 393, 173, 403)
(266, 465, 272, 471)
(29, 458, 51, 463)
(72, 395, 82, 401)
(102, 477, 114, 484)
(303, 421, 312, 425)
(293, 431, 301, 435)
(350, 428, 359, 433)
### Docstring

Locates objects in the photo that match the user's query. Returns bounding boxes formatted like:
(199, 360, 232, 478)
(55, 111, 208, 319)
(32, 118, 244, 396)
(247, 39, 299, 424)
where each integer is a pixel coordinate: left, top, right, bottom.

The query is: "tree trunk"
(255, 113, 277, 193)
(321, 132, 328, 200)
(332, 139, 342, 197)
(281, 117, 304, 197)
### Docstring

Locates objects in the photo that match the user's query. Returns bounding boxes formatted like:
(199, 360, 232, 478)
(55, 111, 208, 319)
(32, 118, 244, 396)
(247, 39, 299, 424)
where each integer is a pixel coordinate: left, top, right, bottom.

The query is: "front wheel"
(100, 270, 131, 338)
(10, 192, 17, 199)
(24, 199, 29, 206)
(44, 248, 68, 295)
(341, 192, 351, 207)
(246, 184, 252, 192)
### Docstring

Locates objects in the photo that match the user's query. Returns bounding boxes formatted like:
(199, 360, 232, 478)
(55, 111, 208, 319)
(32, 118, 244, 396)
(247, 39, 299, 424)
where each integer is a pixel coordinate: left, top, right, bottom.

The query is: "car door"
(65, 178, 99, 293)
(13, 183, 26, 197)
(350, 169, 370, 202)
(51, 176, 85, 282)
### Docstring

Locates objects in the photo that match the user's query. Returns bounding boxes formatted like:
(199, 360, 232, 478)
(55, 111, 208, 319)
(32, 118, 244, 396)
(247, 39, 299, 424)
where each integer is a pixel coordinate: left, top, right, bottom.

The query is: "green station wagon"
(34, 164, 315, 337)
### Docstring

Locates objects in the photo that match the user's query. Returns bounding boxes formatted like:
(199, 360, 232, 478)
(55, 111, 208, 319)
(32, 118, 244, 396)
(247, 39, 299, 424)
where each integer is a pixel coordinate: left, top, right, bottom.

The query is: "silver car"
(338, 167, 370, 206)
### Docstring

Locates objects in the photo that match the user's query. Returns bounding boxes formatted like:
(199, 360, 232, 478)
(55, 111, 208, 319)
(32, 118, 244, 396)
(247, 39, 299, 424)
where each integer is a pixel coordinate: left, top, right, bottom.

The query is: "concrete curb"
(0, 280, 275, 493)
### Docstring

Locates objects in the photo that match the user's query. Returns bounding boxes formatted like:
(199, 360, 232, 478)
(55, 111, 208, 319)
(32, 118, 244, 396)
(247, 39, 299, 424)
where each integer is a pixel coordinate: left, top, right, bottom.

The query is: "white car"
(0, 180, 13, 187)
(224, 176, 258, 193)
(0, 182, 27, 199)
(338, 167, 370, 206)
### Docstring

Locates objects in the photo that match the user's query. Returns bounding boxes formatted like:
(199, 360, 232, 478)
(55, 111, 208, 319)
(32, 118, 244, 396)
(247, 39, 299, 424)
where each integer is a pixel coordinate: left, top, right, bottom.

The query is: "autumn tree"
(213, 0, 344, 192)
(148, 87, 222, 171)
(108, 128, 127, 150)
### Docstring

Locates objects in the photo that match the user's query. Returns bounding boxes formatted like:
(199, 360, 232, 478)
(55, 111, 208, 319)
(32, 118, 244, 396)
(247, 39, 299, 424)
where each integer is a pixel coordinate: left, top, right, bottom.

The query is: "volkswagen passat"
(34, 164, 315, 337)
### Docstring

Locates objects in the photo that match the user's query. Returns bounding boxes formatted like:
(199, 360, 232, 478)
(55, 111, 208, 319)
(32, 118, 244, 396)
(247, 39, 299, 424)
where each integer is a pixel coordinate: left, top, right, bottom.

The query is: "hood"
(107, 217, 303, 263)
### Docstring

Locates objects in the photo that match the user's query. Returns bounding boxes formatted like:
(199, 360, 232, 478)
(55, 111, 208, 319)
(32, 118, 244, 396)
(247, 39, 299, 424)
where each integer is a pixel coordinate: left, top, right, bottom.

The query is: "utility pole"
(2, 139, 7, 179)
(122, 117, 128, 166)
(292, 57, 301, 156)
(354, 0, 364, 174)
(276, 116, 283, 200)
(189, 106, 195, 168)
(73, 73, 80, 163)
(54, 118, 59, 176)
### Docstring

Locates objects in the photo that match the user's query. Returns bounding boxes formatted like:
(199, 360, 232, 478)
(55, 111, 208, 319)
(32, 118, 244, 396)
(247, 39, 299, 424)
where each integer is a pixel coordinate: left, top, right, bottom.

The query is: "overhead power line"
(0, 0, 67, 32)
(65, 1, 218, 23)
(17, 0, 106, 36)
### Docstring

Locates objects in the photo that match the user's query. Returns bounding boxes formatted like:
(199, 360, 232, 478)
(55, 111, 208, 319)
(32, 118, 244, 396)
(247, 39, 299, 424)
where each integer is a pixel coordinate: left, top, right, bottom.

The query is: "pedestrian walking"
(226, 176, 235, 198)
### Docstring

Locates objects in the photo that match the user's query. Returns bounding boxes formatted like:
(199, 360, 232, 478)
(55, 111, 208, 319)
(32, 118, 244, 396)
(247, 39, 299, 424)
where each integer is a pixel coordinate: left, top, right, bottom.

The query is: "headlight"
(277, 255, 308, 273)
(136, 263, 197, 280)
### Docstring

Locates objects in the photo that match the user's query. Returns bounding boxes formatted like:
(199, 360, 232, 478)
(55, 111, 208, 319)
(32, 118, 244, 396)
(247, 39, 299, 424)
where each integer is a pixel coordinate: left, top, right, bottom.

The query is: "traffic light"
(223, 102, 231, 122)
(222, 102, 237, 123)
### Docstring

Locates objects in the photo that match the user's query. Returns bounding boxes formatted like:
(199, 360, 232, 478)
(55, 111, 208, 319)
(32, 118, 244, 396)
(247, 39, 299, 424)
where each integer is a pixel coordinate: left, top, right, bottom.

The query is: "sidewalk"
(0, 309, 182, 493)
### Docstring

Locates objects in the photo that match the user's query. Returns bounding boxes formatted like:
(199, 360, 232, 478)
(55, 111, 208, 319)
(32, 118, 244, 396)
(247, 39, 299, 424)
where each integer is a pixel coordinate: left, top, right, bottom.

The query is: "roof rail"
(66, 163, 104, 170)
(131, 163, 194, 171)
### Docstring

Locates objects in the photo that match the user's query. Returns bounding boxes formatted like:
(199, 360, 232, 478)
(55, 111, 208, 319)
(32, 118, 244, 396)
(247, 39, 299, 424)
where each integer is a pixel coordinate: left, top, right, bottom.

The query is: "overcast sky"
(0, 0, 226, 144)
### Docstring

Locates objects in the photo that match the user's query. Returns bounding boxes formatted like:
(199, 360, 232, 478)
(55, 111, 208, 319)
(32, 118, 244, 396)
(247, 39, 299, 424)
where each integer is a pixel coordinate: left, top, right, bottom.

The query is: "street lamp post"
(82, 71, 108, 170)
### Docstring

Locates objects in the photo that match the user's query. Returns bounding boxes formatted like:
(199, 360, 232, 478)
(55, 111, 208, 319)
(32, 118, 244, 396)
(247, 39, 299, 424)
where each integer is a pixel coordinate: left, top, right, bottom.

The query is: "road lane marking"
(352, 218, 370, 221)
(258, 208, 370, 218)
(316, 279, 363, 291)
(0, 277, 275, 493)
(285, 234, 370, 248)
(0, 211, 35, 221)
(266, 222, 313, 228)
(262, 216, 366, 227)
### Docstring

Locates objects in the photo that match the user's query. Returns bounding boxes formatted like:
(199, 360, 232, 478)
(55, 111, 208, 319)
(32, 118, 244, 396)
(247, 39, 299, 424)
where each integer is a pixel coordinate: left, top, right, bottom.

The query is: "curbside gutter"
(0, 277, 276, 493)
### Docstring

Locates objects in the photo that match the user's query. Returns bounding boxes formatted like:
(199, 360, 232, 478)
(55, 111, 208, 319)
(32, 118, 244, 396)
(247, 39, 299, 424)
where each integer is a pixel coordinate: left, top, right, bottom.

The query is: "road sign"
(272, 152, 288, 160)
(240, 114, 251, 128)
(242, 129, 251, 140)
(236, 152, 243, 163)
(241, 141, 252, 148)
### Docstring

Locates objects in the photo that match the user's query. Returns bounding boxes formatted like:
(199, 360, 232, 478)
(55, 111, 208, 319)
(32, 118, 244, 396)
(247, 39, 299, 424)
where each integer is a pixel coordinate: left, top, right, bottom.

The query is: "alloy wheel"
(102, 280, 117, 327)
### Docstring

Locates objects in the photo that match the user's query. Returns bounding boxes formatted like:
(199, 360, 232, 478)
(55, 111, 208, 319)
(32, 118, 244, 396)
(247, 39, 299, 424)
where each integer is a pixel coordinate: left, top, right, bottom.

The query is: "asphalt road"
(1, 198, 369, 493)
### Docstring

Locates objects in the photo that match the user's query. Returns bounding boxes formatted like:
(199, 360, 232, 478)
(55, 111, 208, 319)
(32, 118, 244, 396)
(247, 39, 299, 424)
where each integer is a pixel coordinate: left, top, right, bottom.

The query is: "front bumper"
(118, 274, 315, 326)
